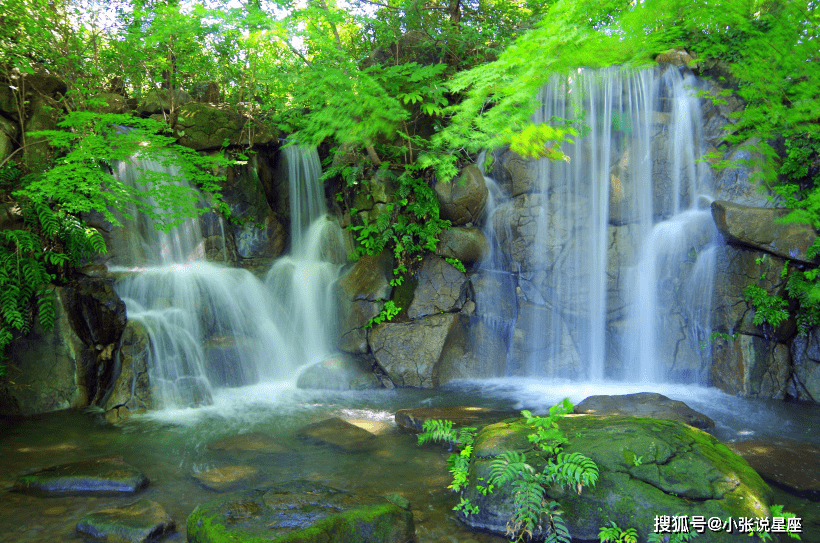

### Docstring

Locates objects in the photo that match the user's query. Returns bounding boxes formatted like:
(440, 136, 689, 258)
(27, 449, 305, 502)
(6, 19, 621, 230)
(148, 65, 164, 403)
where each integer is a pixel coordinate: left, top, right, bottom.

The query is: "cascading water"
(109, 146, 343, 409)
(484, 65, 718, 382)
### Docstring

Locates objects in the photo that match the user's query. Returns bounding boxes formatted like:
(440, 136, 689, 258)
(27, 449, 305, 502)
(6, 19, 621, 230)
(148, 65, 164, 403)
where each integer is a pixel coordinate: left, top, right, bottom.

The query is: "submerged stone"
(297, 417, 377, 453)
(192, 465, 263, 492)
(726, 439, 820, 499)
(461, 416, 771, 542)
(186, 480, 414, 543)
(206, 432, 292, 455)
(13, 455, 149, 497)
(76, 499, 175, 543)
(574, 392, 715, 429)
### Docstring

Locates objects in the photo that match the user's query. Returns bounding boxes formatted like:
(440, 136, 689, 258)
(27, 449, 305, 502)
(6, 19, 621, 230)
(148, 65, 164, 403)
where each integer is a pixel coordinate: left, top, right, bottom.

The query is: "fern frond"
(545, 452, 599, 492)
(489, 451, 533, 487)
(544, 501, 571, 543)
(417, 419, 457, 446)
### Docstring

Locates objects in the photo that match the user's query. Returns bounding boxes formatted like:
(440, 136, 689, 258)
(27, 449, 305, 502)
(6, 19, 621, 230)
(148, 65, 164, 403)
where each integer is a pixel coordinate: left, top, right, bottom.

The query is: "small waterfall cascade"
(265, 145, 346, 368)
(109, 146, 342, 409)
(483, 66, 718, 382)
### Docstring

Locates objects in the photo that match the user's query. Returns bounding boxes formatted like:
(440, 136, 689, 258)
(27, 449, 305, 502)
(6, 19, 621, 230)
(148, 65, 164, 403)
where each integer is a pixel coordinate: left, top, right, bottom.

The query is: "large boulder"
(460, 416, 771, 542)
(173, 102, 274, 150)
(334, 253, 394, 354)
(712, 200, 818, 265)
(186, 480, 414, 543)
(368, 313, 462, 388)
(76, 499, 175, 543)
(435, 227, 489, 265)
(434, 165, 488, 226)
(13, 455, 149, 497)
(573, 392, 715, 429)
(490, 147, 540, 197)
(2, 286, 95, 416)
(407, 255, 469, 319)
(136, 89, 192, 114)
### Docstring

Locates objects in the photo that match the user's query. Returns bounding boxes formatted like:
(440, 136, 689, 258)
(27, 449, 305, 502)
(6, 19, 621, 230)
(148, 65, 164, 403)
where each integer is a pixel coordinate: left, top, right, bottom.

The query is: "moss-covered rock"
(13, 455, 149, 497)
(76, 499, 175, 543)
(186, 480, 414, 543)
(460, 416, 772, 542)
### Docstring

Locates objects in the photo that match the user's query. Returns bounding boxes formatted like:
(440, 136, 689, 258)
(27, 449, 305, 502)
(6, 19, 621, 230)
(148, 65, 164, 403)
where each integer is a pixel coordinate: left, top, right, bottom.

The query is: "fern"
(507, 475, 546, 542)
(417, 419, 458, 446)
(489, 451, 535, 487)
(545, 452, 599, 492)
(544, 501, 572, 543)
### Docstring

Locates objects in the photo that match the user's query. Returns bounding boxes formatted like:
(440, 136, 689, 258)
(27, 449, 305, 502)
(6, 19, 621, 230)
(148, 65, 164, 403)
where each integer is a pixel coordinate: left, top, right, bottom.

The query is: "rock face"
(76, 499, 175, 543)
(461, 416, 771, 542)
(435, 227, 489, 265)
(406, 255, 469, 319)
(789, 327, 820, 403)
(103, 320, 153, 423)
(434, 165, 488, 226)
(186, 480, 414, 543)
(573, 392, 715, 429)
(13, 456, 149, 497)
(712, 200, 818, 264)
(334, 253, 394, 354)
(369, 313, 463, 388)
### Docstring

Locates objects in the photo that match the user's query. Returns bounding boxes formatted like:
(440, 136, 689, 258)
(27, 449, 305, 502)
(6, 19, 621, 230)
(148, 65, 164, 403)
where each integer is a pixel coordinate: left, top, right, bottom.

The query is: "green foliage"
(647, 533, 699, 543)
(599, 521, 638, 543)
(365, 300, 401, 329)
(445, 257, 466, 273)
(418, 419, 478, 513)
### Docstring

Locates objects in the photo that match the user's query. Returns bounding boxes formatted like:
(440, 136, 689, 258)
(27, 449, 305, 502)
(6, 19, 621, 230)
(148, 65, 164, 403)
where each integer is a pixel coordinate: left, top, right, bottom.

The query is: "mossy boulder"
(186, 480, 414, 543)
(76, 499, 175, 543)
(13, 455, 149, 497)
(173, 103, 274, 150)
(460, 416, 772, 542)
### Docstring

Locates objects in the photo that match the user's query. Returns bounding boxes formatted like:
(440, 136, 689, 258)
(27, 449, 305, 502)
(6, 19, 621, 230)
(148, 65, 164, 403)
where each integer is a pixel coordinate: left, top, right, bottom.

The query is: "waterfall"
(484, 66, 717, 383)
(109, 146, 343, 409)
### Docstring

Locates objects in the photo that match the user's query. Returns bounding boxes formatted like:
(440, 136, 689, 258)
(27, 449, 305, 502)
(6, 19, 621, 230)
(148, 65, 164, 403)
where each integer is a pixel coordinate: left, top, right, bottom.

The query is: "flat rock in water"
(395, 406, 514, 433)
(574, 392, 715, 429)
(76, 499, 175, 543)
(725, 439, 820, 498)
(13, 455, 149, 497)
(192, 465, 262, 492)
(297, 417, 377, 453)
(187, 479, 414, 543)
(206, 432, 291, 454)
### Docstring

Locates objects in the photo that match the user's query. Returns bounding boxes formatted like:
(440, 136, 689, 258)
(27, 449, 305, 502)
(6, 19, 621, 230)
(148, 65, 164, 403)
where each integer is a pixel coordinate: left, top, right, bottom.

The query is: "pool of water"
(1, 380, 817, 543)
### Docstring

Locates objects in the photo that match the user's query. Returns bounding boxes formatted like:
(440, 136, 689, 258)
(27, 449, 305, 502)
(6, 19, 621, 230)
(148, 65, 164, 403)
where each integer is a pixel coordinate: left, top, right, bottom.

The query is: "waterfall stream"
(109, 146, 342, 409)
(482, 66, 718, 382)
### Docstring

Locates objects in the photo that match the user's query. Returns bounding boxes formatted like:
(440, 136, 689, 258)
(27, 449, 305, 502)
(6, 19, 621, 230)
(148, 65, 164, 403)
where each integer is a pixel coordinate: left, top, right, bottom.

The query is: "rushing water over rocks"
(483, 66, 718, 383)
(109, 146, 343, 409)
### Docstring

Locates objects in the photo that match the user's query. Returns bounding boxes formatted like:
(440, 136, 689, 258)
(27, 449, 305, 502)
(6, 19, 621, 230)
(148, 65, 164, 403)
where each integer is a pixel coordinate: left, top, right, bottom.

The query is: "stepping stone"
(725, 439, 820, 499)
(395, 406, 514, 433)
(206, 432, 291, 454)
(187, 480, 414, 543)
(13, 455, 149, 497)
(76, 499, 175, 543)
(574, 392, 715, 429)
(297, 417, 376, 453)
(191, 465, 262, 492)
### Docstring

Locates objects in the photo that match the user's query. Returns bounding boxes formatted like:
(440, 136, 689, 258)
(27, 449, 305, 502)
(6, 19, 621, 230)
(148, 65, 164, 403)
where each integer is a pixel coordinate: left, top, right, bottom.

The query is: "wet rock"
(461, 416, 771, 542)
(434, 165, 488, 226)
(490, 147, 540, 196)
(407, 255, 469, 319)
(76, 499, 175, 543)
(203, 335, 258, 387)
(789, 327, 820, 403)
(368, 313, 462, 388)
(711, 143, 773, 207)
(435, 227, 489, 265)
(206, 432, 291, 455)
(710, 334, 791, 399)
(296, 354, 382, 391)
(297, 417, 377, 453)
(655, 48, 695, 67)
(712, 200, 818, 265)
(395, 406, 514, 434)
(173, 102, 274, 150)
(13, 456, 149, 497)
(192, 465, 262, 492)
(334, 252, 394, 354)
(103, 320, 153, 422)
(186, 480, 414, 543)
(574, 392, 715, 430)
(725, 439, 820, 499)
(2, 286, 96, 416)
(508, 300, 582, 378)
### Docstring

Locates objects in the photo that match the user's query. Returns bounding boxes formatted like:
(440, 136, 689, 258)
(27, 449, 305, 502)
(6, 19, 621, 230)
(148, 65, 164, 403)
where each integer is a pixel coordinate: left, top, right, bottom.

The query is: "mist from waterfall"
(481, 66, 718, 383)
(109, 146, 342, 409)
